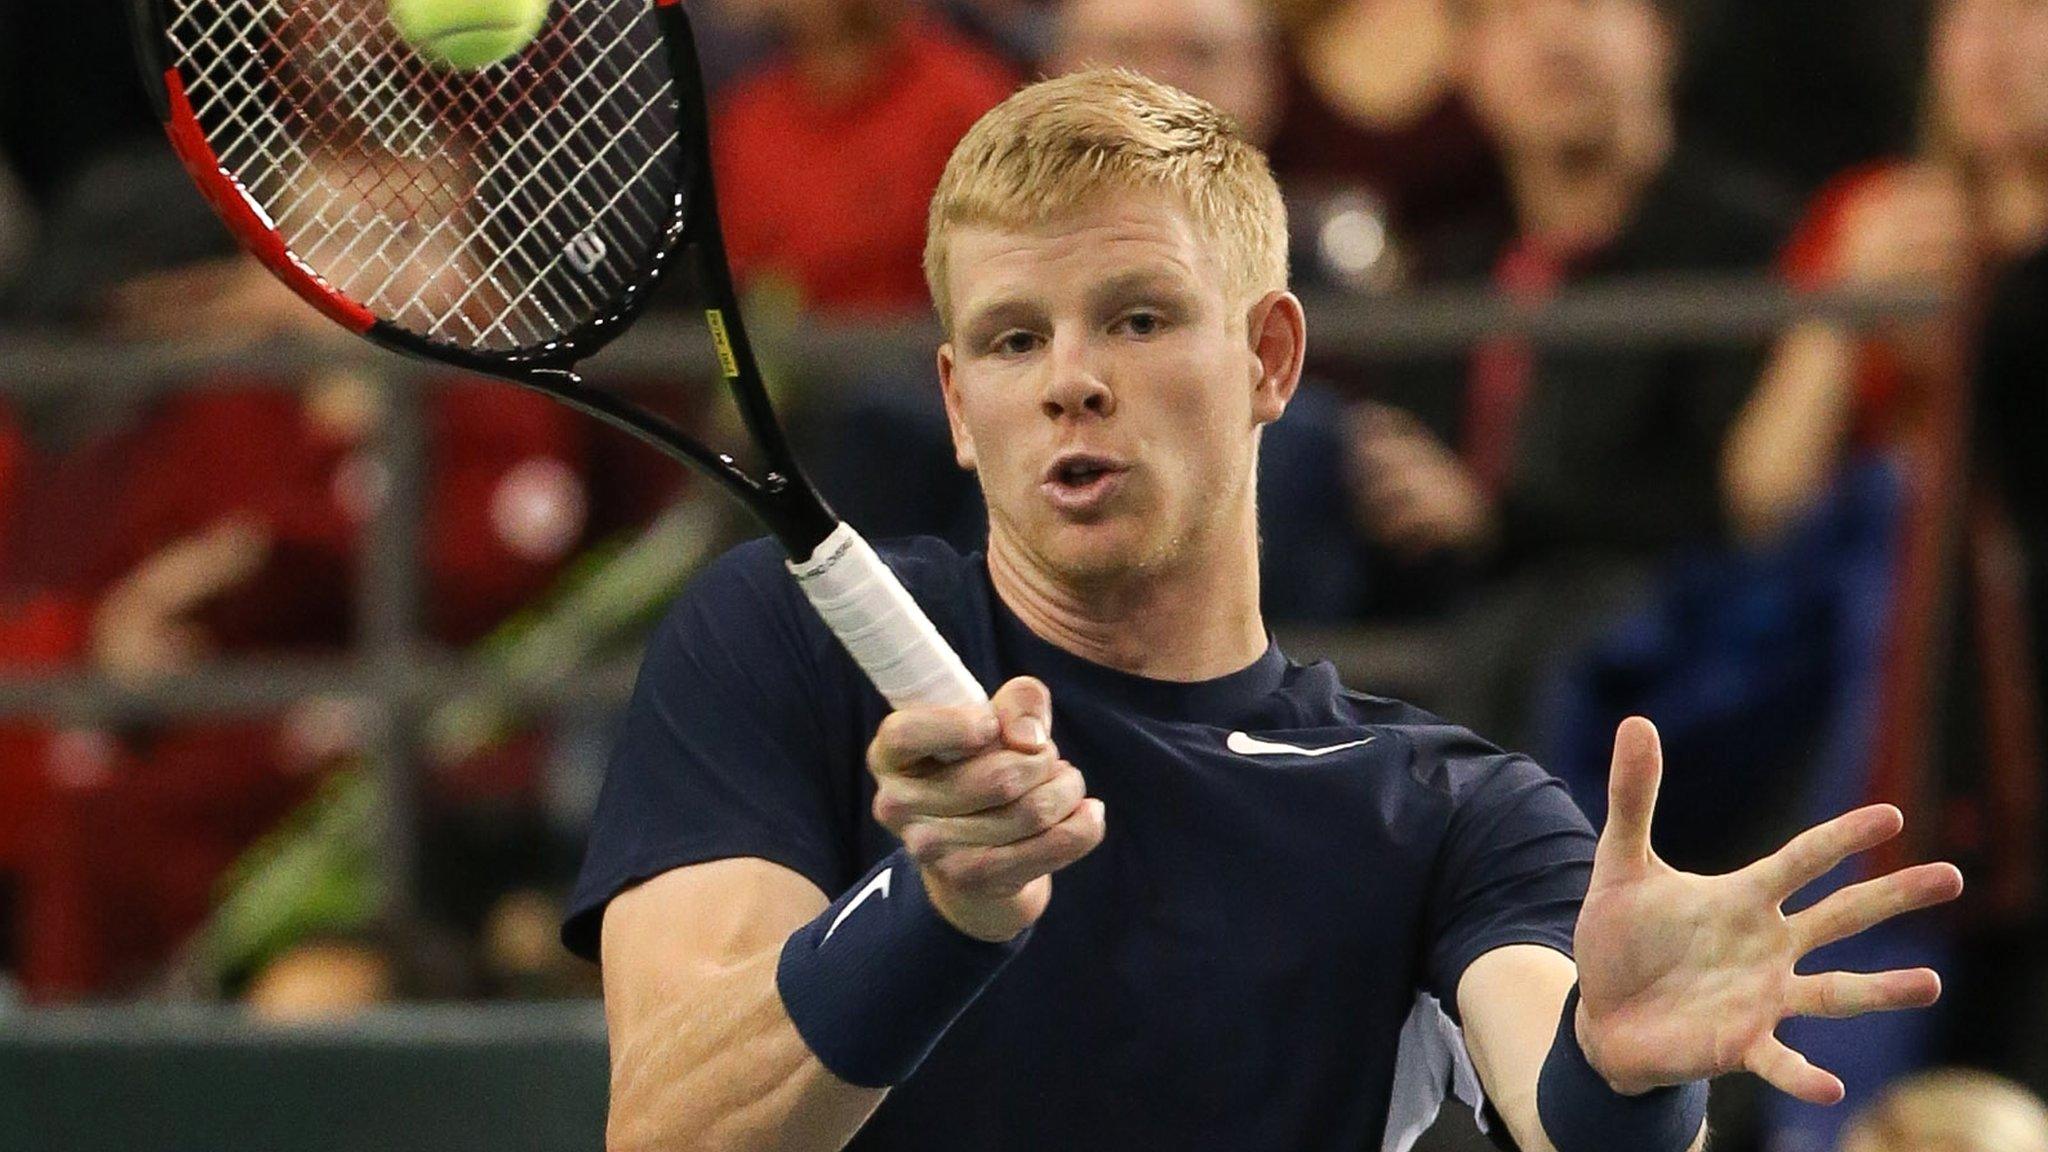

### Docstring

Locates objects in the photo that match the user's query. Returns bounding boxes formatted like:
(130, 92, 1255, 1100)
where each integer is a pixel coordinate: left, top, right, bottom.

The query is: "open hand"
(1572, 718, 1964, 1104)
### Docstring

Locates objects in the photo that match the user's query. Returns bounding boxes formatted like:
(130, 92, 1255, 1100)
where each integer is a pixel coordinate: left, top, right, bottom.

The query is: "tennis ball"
(388, 0, 549, 71)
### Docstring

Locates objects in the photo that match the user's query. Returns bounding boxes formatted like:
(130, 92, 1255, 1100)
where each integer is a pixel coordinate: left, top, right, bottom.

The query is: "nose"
(1041, 333, 1115, 420)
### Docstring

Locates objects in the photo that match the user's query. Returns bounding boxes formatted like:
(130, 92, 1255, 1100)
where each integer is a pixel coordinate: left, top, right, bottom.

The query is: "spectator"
(3, 150, 594, 999)
(712, 0, 1019, 314)
(1549, 5, 2048, 1143)
(1262, 0, 1508, 281)
(1837, 1069, 2048, 1152)
(1334, 0, 1787, 737)
(1722, 0, 2048, 547)
(1049, 0, 1279, 143)
(1716, 0, 2048, 968)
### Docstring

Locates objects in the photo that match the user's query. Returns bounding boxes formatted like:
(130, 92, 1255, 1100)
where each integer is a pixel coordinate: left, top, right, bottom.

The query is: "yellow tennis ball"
(387, 0, 549, 71)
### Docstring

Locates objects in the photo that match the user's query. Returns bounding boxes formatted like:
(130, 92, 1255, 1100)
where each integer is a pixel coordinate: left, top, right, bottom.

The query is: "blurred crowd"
(0, 0, 2045, 1149)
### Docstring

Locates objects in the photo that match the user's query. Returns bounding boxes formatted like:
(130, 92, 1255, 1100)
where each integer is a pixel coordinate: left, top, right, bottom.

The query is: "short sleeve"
(561, 539, 858, 961)
(1778, 161, 1901, 290)
(1421, 741, 1598, 1020)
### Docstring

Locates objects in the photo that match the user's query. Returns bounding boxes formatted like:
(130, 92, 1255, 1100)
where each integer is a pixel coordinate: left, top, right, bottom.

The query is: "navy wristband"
(776, 848, 1029, 1088)
(1537, 985, 1708, 1152)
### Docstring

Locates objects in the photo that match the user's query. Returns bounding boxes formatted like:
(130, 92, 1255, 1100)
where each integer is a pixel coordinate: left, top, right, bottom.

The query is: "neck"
(1507, 116, 1671, 252)
(985, 494, 1268, 682)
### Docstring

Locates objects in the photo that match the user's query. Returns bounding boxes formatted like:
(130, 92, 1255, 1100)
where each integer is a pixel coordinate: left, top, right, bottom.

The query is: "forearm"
(606, 944, 885, 1152)
(1721, 323, 1861, 545)
(603, 848, 1029, 1152)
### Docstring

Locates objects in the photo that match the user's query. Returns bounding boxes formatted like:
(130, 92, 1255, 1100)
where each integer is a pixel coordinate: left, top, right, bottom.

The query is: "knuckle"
(1056, 813, 1105, 858)
(1029, 789, 1063, 831)
(902, 826, 943, 864)
(997, 675, 1045, 705)
(1056, 763, 1086, 797)
(870, 716, 910, 766)
(871, 788, 909, 828)
(989, 760, 1033, 805)
(1031, 781, 1075, 830)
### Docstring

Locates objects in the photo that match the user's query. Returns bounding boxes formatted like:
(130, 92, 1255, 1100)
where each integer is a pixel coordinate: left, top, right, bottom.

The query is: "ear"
(937, 343, 978, 471)
(1245, 290, 1306, 427)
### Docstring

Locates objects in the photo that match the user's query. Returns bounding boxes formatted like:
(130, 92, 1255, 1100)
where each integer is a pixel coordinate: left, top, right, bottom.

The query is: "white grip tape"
(787, 523, 989, 709)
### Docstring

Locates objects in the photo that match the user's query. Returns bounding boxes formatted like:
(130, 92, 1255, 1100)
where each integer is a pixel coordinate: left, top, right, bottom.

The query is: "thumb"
(1598, 716, 1663, 871)
(992, 676, 1053, 752)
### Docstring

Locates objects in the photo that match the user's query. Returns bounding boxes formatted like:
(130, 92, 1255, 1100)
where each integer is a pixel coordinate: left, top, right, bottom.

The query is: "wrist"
(777, 849, 1031, 1088)
(1574, 994, 1655, 1096)
(1540, 984, 1708, 1152)
(919, 870, 1040, 944)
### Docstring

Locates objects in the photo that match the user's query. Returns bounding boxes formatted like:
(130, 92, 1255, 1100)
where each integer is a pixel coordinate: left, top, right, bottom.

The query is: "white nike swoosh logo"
(1225, 732, 1375, 758)
(823, 866, 893, 944)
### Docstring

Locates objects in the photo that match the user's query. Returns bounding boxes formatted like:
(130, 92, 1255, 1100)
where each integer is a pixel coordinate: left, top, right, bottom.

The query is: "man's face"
(1933, 0, 2048, 163)
(937, 189, 1291, 585)
(1051, 0, 1281, 145)
(1457, 0, 1674, 161)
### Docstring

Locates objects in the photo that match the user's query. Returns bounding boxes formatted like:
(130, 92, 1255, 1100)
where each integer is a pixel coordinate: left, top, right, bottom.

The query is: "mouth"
(1039, 452, 1131, 515)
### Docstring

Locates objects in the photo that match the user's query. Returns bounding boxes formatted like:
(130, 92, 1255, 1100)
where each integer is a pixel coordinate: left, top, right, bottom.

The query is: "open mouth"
(1041, 453, 1129, 512)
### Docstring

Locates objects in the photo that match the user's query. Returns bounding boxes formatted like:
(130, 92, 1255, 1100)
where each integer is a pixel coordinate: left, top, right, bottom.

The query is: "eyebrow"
(1087, 270, 1192, 313)
(957, 297, 1043, 345)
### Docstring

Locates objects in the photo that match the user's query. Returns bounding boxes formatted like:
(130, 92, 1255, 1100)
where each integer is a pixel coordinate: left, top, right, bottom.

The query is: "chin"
(1037, 516, 1187, 585)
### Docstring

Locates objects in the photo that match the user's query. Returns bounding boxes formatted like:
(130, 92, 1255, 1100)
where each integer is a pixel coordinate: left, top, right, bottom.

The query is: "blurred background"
(0, 0, 2044, 1150)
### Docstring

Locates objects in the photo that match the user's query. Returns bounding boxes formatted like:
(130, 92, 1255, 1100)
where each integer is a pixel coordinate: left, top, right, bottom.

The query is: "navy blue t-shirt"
(565, 537, 1597, 1151)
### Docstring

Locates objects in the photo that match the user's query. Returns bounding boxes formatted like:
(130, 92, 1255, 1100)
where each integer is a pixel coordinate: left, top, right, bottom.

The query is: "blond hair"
(1839, 1070, 2048, 1152)
(923, 69, 1288, 332)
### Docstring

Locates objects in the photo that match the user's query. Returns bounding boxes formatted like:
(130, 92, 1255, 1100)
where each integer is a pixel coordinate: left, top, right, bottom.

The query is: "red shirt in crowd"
(711, 20, 1018, 314)
(1775, 161, 1915, 449)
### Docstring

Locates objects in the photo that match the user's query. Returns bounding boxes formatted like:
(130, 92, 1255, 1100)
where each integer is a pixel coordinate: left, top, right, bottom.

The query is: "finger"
(1746, 804, 1905, 901)
(873, 748, 1063, 823)
(992, 676, 1053, 752)
(1788, 862, 1965, 952)
(927, 797, 1106, 895)
(869, 705, 1001, 776)
(1744, 1035, 1845, 1106)
(1597, 717, 1663, 868)
(900, 764, 1088, 852)
(1788, 968, 1943, 1019)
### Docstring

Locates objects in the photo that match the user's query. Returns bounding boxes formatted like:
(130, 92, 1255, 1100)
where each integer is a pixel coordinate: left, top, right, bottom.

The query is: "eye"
(991, 330, 1042, 357)
(1115, 310, 1165, 338)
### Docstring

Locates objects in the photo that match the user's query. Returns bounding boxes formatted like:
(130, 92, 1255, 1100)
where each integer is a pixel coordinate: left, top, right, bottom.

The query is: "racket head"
(133, 0, 709, 380)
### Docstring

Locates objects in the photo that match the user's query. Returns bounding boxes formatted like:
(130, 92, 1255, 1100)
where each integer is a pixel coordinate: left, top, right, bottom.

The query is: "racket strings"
(165, 0, 682, 352)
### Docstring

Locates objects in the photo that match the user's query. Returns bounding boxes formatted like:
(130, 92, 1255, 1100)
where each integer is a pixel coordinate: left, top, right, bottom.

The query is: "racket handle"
(788, 523, 990, 709)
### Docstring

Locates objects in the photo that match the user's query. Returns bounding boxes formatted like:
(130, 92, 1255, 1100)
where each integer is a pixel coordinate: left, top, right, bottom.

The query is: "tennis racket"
(132, 0, 985, 709)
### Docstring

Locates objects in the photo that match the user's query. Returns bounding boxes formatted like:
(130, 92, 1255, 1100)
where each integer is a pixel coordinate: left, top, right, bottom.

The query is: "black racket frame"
(132, 0, 841, 556)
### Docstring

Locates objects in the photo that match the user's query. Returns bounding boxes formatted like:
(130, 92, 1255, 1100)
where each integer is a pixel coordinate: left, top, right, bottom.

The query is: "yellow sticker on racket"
(706, 309, 741, 379)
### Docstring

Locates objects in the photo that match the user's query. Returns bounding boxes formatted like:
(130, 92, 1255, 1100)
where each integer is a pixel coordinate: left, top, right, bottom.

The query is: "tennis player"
(565, 70, 1964, 1152)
